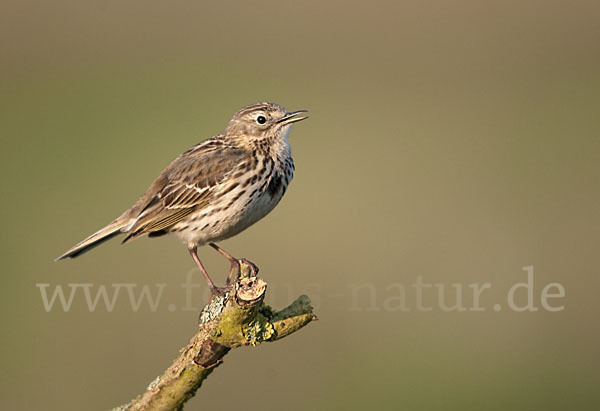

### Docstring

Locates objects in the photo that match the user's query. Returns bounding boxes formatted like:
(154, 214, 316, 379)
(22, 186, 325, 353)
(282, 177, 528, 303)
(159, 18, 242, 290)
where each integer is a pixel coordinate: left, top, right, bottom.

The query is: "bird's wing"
(123, 138, 250, 241)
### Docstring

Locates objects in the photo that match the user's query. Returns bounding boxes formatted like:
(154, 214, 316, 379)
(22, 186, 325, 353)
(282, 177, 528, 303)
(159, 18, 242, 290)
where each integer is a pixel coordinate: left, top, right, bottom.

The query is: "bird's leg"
(209, 243, 240, 285)
(188, 246, 223, 295)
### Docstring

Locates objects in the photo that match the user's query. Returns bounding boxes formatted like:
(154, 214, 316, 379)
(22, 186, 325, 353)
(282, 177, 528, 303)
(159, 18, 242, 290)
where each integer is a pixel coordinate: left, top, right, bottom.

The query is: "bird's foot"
(238, 258, 259, 278)
(207, 260, 258, 297)
(226, 258, 259, 285)
(209, 284, 233, 297)
(209, 243, 259, 285)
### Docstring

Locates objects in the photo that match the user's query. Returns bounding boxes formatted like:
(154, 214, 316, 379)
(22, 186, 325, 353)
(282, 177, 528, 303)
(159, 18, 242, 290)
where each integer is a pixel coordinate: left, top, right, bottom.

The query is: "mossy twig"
(113, 260, 316, 411)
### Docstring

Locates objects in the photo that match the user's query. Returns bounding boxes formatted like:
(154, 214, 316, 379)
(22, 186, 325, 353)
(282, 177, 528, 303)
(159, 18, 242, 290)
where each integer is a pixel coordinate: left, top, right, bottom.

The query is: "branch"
(112, 259, 316, 411)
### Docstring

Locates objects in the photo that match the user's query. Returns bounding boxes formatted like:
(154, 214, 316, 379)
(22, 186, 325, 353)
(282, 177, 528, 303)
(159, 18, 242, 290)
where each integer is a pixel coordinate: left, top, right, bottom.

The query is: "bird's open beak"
(278, 110, 308, 125)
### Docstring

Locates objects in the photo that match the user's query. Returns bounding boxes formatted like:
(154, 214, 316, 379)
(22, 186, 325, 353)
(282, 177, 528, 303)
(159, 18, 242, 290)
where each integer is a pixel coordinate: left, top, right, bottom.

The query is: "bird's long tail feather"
(55, 219, 131, 261)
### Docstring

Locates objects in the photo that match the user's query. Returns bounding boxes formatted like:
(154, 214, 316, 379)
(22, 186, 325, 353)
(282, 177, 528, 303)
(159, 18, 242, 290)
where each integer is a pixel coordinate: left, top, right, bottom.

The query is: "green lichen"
(199, 293, 228, 324)
(244, 313, 275, 345)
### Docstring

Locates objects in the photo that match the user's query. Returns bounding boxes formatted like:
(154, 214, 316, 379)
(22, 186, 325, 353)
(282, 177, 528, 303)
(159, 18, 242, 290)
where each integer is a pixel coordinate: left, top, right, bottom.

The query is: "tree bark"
(112, 259, 316, 411)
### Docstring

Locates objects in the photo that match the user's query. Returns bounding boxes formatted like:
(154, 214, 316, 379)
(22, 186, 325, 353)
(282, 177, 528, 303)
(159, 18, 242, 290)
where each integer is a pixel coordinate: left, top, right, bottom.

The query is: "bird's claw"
(238, 258, 259, 278)
(209, 284, 233, 297)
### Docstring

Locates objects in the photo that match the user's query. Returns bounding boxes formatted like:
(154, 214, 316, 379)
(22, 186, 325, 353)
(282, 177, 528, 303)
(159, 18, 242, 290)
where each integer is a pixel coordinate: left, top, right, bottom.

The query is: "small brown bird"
(56, 102, 307, 292)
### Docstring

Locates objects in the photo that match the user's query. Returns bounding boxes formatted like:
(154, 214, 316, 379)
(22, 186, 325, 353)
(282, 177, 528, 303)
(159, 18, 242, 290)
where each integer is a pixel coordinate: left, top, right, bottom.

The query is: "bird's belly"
(169, 179, 286, 246)
(239, 188, 282, 229)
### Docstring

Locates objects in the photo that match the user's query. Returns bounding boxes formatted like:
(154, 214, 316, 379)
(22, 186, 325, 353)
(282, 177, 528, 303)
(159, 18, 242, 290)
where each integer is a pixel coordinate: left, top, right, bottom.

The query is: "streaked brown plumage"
(56, 102, 307, 292)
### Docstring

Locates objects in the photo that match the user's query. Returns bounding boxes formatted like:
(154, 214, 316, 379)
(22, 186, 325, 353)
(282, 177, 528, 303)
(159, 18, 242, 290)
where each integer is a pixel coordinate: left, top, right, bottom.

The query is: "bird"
(56, 102, 307, 293)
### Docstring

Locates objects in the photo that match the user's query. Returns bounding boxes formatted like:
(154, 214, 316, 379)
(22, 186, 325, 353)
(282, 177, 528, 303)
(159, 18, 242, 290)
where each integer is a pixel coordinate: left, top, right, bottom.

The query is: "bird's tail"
(55, 218, 132, 261)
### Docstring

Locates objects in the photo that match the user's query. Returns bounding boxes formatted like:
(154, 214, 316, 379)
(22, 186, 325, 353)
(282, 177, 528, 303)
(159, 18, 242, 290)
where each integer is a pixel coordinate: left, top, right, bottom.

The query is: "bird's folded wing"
(124, 141, 249, 239)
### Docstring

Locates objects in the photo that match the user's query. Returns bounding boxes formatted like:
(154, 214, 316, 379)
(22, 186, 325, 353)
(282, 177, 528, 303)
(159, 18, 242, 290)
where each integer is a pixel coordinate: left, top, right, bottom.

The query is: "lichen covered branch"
(114, 260, 316, 411)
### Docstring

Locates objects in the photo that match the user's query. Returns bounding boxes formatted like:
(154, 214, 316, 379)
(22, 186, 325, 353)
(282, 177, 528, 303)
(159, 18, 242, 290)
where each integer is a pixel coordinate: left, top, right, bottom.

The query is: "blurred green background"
(1, 0, 599, 410)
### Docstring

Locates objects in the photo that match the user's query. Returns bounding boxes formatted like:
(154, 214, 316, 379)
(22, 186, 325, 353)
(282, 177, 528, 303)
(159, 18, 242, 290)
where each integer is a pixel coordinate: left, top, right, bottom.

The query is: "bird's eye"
(256, 115, 267, 124)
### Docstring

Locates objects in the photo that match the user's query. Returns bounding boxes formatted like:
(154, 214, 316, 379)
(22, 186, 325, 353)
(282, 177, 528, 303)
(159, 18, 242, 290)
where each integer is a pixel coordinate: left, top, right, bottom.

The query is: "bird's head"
(225, 102, 308, 144)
